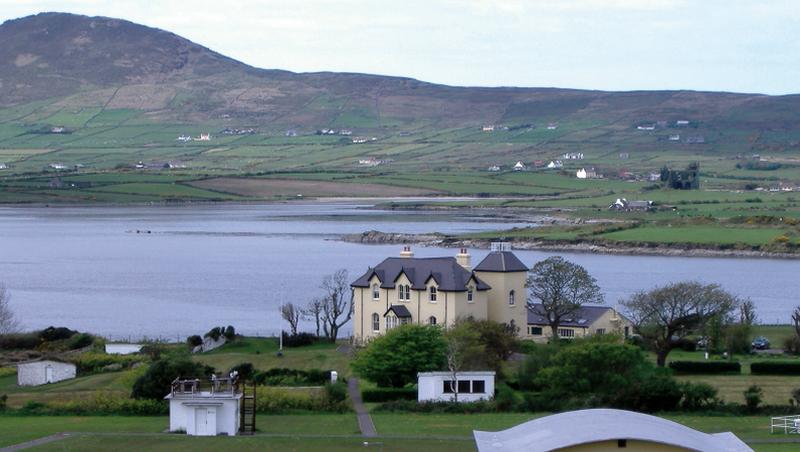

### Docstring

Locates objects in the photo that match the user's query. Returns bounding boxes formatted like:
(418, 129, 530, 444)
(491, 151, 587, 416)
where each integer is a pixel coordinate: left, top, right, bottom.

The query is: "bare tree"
(622, 281, 738, 367)
(319, 269, 353, 342)
(739, 299, 757, 325)
(444, 320, 485, 402)
(279, 302, 303, 336)
(792, 306, 800, 339)
(0, 285, 20, 335)
(304, 297, 324, 337)
(526, 256, 603, 340)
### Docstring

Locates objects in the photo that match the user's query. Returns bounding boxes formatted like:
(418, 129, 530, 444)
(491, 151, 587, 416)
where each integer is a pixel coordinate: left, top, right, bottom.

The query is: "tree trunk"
(656, 349, 669, 367)
(549, 323, 559, 342)
(315, 316, 320, 337)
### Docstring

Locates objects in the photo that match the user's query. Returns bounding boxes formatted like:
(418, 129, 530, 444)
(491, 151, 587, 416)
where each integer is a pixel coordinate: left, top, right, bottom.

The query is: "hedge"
(751, 362, 800, 375)
(361, 387, 417, 403)
(668, 361, 741, 374)
(253, 368, 331, 386)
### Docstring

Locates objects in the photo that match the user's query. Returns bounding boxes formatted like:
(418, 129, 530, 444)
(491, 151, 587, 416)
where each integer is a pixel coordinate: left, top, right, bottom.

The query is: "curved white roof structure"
(473, 409, 752, 451)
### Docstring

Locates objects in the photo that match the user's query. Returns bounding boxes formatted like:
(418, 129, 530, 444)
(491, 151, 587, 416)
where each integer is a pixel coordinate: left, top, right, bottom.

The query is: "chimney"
(456, 247, 471, 270)
(400, 245, 414, 258)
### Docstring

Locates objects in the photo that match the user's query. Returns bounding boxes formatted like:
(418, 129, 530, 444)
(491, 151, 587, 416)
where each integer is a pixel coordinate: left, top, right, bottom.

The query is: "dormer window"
(467, 286, 474, 303)
(372, 284, 380, 300)
(429, 286, 437, 302)
(398, 284, 411, 301)
(508, 290, 516, 306)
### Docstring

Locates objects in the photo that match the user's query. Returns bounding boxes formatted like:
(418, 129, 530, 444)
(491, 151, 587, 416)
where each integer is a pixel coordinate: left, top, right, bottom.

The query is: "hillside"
(2, 12, 800, 130)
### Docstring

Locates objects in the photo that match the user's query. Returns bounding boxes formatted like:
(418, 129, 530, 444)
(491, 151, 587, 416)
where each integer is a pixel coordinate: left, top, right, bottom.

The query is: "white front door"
(194, 407, 216, 436)
(45, 365, 54, 383)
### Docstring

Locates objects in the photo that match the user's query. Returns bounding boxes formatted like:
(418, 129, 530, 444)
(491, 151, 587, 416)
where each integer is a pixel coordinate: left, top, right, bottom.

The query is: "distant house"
(352, 137, 369, 144)
(546, 123, 558, 130)
(576, 168, 597, 179)
(546, 160, 563, 169)
(676, 120, 690, 126)
(685, 135, 705, 144)
(562, 152, 584, 160)
(418, 371, 495, 403)
(49, 163, 68, 170)
(474, 409, 753, 452)
(176, 135, 192, 142)
(195, 133, 211, 141)
(285, 130, 298, 137)
(661, 163, 700, 189)
(513, 161, 526, 171)
(50, 126, 65, 134)
(527, 304, 632, 342)
(17, 359, 76, 386)
(618, 152, 629, 159)
(105, 344, 143, 355)
(648, 172, 661, 182)
(609, 198, 653, 211)
(166, 161, 187, 169)
(135, 161, 147, 169)
(339, 129, 353, 136)
(636, 124, 656, 131)
(0, 163, 8, 169)
(358, 157, 382, 167)
(482, 125, 495, 132)
(487, 165, 501, 172)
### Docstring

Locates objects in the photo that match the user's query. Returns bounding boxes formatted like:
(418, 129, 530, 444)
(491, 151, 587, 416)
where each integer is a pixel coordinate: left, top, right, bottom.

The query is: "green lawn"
(599, 225, 788, 246)
(0, 415, 165, 447)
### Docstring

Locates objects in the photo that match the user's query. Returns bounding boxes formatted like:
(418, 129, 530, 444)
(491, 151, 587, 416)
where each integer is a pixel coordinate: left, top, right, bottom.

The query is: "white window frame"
(467, 286, 474, 303)
(398, 285, 405, 301)
(508, 290, 515, 306)
(596, 328, 606, 335)
(386, 315, 398, 330)
(372, 284, 380, 300)
(372, 313, 380, 332)
(429, 286, 437, 303)
(404, 285, 411, 300)
(558, 328, 575, 338)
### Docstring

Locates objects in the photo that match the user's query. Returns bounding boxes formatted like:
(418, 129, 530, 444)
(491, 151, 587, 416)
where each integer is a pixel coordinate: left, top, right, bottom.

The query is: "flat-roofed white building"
(166, 377, 243, 436)
(17, 359, 76, 386)
(418, 371, 495, 403)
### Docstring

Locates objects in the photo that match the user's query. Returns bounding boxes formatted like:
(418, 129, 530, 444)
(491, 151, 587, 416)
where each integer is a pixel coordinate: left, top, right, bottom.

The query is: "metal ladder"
(239, 381, 256, 435)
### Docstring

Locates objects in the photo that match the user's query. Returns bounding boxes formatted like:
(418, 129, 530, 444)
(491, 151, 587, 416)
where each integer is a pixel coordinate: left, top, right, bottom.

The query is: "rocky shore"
(340, 230, 799, 259)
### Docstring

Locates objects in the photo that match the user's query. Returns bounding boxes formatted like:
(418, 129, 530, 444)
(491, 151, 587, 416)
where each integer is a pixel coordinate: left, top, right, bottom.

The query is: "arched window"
(429, 316, 437, 325)
(508, 290, 515, 306)
(429, 286, 437, 302)
(371, 313, 380, 332)
(372, 284, 380, 300)
(467, 286, 474, 303)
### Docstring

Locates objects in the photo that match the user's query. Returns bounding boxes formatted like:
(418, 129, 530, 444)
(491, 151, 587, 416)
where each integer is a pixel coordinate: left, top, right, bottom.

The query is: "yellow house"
(527, 303, 632, 343)
(474, 409, 752, 451)
(351, 244, 528, 344)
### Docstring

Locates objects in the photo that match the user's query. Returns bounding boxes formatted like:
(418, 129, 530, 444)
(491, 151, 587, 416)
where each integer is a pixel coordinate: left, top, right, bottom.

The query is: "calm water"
(0, 203, 796, 340)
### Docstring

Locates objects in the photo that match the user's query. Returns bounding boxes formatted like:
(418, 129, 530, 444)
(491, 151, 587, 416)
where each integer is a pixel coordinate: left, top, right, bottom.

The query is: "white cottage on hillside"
(17, 359, 76, 386)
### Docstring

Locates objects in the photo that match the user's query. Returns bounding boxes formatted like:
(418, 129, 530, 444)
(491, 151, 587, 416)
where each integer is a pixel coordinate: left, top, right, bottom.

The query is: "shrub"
(373, 399, 496, 413)
(495, 384, 524, 411)
(679, 382, 719, 411)
(324, 381, 348, 404)
(782, 336, 800, 354)
(0, 394, 7, 411)
(0, 332, 40, 350)
(139, 344, 165, 360)
(254, 386, 348, 413)
(186, 335, 203, 347)
(131, 359, 215, 400)
(674, 337, 697, 352)
(361, 387, 417, 403)
(67, 333, 95, 350)
(668, 361, 741, 374)
(750, 362, 800, 375)
(224, 325, 236, 340)
(0, 367, 15, 377)
(517, 343, 559, 391)
(205, 327, 223, 341)
(792, 388, 800, 406)
(69, 352, 143, 374)
(281, 332, 318, 347)
(744, 385, 763, 413)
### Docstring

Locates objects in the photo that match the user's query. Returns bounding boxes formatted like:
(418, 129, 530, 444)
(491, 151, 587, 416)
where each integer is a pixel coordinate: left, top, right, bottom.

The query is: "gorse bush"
(186, 335, 202, 347)
(679, 382, 719, 411)
(254, 386, 349, 413)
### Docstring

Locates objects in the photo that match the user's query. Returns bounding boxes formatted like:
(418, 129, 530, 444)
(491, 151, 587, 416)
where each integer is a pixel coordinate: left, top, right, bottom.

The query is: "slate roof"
(527, 303, 616, 327)
(351, 257, 490, 292)
(474, 409, 752, 452)
(473, 251, 528, 273)
(385, 305, 412, 318)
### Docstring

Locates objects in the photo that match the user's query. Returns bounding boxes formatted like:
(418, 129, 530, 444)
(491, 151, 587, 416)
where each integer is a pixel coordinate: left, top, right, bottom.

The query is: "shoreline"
(340, 230, 800, 260)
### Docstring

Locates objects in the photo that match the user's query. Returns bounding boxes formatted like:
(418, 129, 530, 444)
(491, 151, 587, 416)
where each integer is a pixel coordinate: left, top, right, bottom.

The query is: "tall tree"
(0, 285, 20, 335)
(319, 269, 353, 342)
(622, 281, 738, 367)
(303, 297, 324, 337)
(739, 299, 757, 325)
(526, 256, 603, 340)
(444, 321, 486, 402)
(279, 302, 303, 336)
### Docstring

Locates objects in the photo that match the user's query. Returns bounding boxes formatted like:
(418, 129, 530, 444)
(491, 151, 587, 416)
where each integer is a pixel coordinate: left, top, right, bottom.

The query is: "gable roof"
(527, 303, 618, 327)
(351, 257, 490, 292)
(474, 251, 528, 273)
(385, 304, 412, 318)
(474, 409, 752, 452)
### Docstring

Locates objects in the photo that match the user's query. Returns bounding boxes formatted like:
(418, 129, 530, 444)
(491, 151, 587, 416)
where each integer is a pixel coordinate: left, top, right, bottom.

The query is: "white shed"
(166, 378, 242, 436)
(417, 371, 495, 403)
(17, 359, 76, 386)
(105, 343, 143, 355)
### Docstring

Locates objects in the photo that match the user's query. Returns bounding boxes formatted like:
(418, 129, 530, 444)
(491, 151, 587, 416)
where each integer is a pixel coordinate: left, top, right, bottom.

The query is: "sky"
(1, 0, 799, 95)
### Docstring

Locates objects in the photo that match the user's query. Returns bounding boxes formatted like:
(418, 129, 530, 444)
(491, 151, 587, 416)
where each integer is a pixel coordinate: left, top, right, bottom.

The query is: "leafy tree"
(744, 385, 763, 413)
(451, 318, 519, 374)
(0, 285, 20, 335)
(527, 256, 604, 340)
(280, 302, 304, 336)
(444, 321, 485, 402)
(351, 324, 446, 387)
(319, 269, 353, 342)
(622, 281, 738, 367)
(131, 359, 215, 400)
(186, 335, 203, 347)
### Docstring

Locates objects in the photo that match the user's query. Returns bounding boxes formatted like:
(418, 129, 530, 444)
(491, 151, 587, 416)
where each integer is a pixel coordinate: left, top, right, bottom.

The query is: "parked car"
(752, 336, 770, 350)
